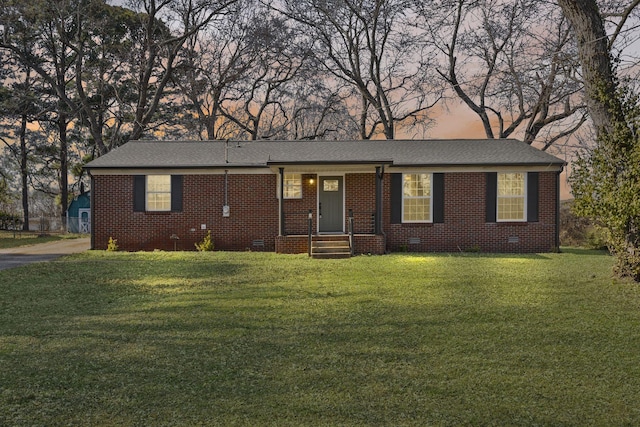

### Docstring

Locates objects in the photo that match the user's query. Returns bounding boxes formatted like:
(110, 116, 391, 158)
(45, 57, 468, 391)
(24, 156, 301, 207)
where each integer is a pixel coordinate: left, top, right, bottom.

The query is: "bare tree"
(268, 76, 360, 140)
(0, 0, 80, 227)
(0, 64, 39, 230)
(2, 0, 238, 155)
(72, 0, 239, 153)
(417, 0, 586, 149)
(173, 1, 254, 140)
(557, 0, 640, 136)
(271, 0, 440, 140)
(558, 0, 640, 280)
(174, 0, 354, 141)
(214, 9, 307, 140)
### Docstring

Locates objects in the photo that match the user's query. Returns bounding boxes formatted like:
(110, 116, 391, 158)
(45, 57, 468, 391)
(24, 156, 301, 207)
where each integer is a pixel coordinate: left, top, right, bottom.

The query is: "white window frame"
(497, 172, 527, 222)
(146, 175, 171, 212)
(280, 173, 302, 199)
(402, 173, 433, 223)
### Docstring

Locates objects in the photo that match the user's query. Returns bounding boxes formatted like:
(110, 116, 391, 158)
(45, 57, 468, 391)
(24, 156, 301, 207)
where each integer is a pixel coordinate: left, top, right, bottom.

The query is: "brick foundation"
(275, 234, 386, 255)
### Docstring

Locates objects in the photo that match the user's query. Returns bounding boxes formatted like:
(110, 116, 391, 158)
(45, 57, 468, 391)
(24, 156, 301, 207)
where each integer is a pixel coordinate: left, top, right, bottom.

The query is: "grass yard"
(1, 249, 639, 425)
(0, 231, 81, 250)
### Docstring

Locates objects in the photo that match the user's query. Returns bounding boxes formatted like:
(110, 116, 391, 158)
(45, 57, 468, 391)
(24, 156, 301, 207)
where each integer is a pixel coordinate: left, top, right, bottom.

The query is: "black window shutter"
(171, 175, 183, 212)
(433, 173, 444, 223)
(133, 175, 145, 212)
(527, 172, 539, 222)
(390, 173, 402, 224)
(486, 172, 497, 222)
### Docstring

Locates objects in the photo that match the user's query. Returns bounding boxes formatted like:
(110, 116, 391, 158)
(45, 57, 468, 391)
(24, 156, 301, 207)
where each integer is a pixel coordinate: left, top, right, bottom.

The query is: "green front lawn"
(1, 250, 639, 425)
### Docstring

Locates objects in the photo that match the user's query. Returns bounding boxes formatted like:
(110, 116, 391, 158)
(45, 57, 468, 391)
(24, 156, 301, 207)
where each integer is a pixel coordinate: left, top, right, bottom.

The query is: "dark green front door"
(319, 176, 344, 233)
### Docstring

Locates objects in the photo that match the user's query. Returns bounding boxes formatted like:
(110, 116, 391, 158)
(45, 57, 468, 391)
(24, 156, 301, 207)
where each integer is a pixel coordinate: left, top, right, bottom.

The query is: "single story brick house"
(84, 139, 565, 254)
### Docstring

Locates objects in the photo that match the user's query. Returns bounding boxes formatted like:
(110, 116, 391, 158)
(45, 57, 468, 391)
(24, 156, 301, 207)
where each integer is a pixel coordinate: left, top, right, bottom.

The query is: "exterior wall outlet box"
(201, 224, 206, 230)
(223, 205, 230, 217)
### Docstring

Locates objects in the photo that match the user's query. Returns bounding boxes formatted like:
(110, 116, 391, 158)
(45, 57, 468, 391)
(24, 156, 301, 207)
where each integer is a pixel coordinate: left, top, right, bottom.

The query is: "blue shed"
(67, 191, 91, 233)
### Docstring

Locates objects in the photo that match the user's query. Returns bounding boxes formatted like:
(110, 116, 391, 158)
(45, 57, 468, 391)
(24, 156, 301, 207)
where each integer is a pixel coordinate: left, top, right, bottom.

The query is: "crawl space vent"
(408, 237, 421, 245)
(252, 239, 265, 247)
(508, 236, 519, 244)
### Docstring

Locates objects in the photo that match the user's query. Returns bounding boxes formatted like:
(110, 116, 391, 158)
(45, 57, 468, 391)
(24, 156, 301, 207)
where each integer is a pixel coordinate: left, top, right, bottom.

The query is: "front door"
(79, 208, 91, 234)
(319, 176, 344, 233)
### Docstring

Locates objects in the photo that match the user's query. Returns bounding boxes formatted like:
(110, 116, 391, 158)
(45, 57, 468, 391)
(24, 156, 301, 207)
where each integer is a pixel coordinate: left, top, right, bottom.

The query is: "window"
(134, 175, 182, 212)
(402, 173, 432, 222)
(146, 175, 171, 211)
(283, 173, 302, 199)
(497, 172, 526, 221)
(323, 179, 339, 191)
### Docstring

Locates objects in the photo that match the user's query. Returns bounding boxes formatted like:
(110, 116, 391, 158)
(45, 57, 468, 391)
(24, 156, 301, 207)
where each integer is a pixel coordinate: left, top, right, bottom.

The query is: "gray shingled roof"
(85, 139, 564, 169)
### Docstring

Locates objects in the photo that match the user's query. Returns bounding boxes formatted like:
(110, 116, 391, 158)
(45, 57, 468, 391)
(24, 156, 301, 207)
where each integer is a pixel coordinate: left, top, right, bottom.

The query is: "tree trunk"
(556, 0, 624, 137)
(58, 111, 68, 232)
(359, 95, 368, 140)
(19, 112, 29, 231)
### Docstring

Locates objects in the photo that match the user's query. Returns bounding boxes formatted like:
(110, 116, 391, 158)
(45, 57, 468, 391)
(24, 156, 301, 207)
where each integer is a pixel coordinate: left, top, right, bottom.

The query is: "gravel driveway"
(0, 238, 91, 271)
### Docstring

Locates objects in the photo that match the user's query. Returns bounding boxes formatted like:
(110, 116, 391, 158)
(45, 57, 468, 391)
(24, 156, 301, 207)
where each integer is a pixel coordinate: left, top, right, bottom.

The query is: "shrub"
(195, 231, 214, 251)
(560, 200, 608, 249)
(569, 85, 640, 281)
(107, 237, 119, 252)
(0, 212, 23, 230)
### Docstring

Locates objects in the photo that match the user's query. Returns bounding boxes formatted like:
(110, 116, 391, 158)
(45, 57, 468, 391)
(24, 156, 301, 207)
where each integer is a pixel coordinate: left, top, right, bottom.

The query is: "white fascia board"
(387, 164, 563, 173)
(89, 167, 274, 175)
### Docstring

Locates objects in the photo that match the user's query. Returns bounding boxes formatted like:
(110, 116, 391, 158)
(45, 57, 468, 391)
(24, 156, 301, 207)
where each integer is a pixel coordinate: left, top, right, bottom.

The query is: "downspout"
(279, 167, 285, 236)
(375, 166, 384, 235)
(89, 171, 95, 250)
(556, 168, 562, 251)
(224, 170, 228, 206)
(223, 169, 230, 217)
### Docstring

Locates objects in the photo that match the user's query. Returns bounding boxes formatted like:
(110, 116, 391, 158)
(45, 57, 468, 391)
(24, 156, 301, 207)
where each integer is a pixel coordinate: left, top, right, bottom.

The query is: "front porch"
(274, 166, 387, 256)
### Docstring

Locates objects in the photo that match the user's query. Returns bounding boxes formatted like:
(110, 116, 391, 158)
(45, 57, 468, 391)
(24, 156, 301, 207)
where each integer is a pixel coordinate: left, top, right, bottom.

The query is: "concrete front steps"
(311, 235, 352, 259)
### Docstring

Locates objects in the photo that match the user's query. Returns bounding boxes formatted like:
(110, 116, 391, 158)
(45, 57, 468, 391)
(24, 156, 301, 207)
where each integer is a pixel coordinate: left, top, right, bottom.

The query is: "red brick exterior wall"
(281, 174, 317, 235)
(93, 174, 280, 251)
(344, 173, 377, 233)
(383, 171, 559, 253)
(93, 170, 558, 253)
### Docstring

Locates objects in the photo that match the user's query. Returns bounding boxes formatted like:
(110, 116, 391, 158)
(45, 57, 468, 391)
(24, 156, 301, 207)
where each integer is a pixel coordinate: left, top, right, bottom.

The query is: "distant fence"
(0, 216, 93, 233)
(0, 216, 83, 233)
(30, 217, 65, 233)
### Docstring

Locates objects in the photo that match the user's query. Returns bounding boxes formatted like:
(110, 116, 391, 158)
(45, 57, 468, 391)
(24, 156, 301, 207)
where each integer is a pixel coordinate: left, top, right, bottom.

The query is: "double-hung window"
(497, 172, 526, 221)
(402, 173, 432, 222)
(134, 175, 182, 212)
(283, 173, 302, 199)
(146, 175, 171, 211)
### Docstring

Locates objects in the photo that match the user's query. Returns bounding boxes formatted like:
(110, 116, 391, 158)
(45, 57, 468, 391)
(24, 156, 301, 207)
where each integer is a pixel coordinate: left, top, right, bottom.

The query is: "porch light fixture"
(309, 178, 315, 185)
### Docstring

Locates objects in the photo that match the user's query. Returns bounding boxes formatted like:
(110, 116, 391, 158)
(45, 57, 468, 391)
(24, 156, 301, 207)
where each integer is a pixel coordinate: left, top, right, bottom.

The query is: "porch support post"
(375, 166, 383, 235)
(279, 167, 285, 236)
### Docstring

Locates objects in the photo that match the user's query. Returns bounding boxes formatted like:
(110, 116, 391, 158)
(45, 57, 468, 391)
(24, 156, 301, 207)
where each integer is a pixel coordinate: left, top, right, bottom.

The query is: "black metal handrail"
(307, 209, 313, 257)
(348, 210, 354, 256)
(285, 210, 375, 236)
(349, 211, 376, 234)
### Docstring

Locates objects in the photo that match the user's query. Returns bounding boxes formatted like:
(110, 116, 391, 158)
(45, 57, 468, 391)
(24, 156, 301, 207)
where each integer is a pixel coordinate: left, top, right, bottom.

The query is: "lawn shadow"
(401, 251, 552, 260)
(559, 247, 611, 256)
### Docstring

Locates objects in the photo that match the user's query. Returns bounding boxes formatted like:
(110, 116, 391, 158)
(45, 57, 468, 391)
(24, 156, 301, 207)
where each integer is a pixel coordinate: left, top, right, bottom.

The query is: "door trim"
(317, 173, 345, 234)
